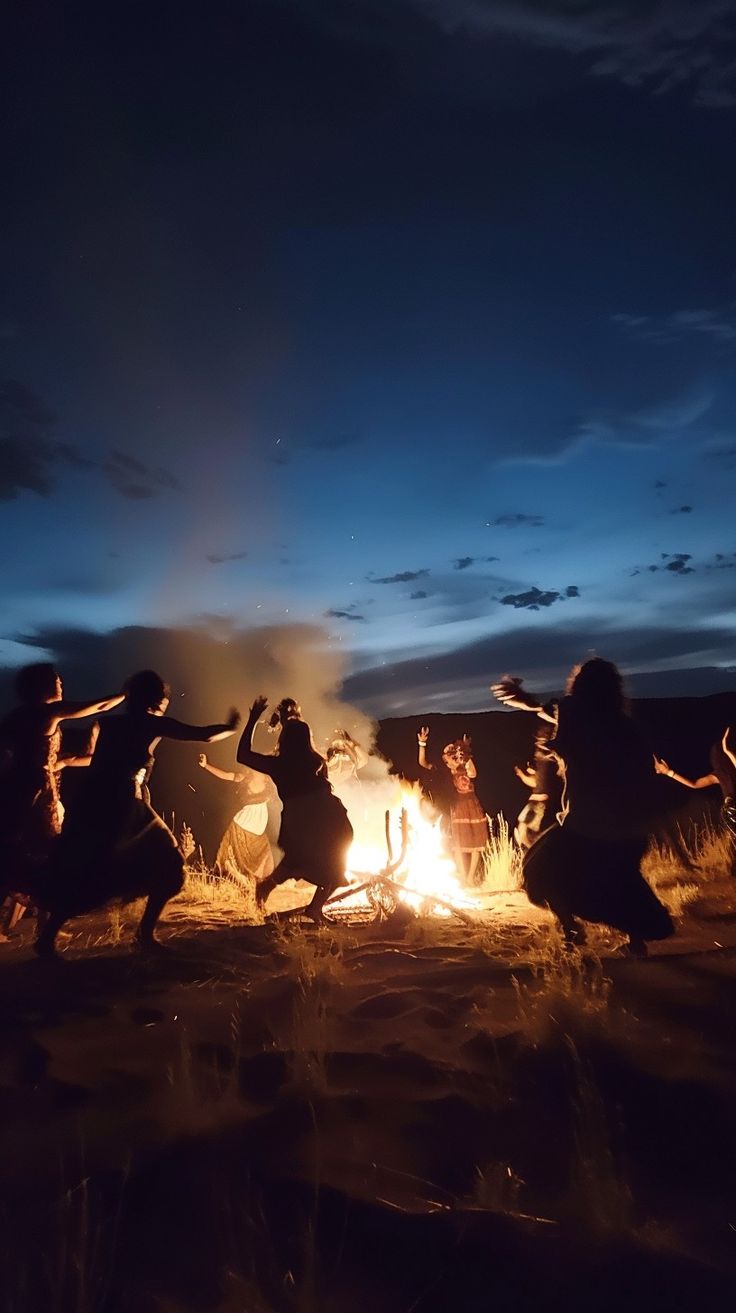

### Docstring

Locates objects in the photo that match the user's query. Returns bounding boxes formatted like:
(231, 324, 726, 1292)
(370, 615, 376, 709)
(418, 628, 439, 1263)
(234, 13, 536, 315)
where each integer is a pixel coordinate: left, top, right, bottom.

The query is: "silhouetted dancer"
(417, 727, 489, 886)
(513, 722, 561, 851)
(0, 664, 123, 931)
(267, 696, 301, 735)
(198, 752, 275, 888)
(237, 695, 353, 922)
(493, 660, 674, 955)
(656, 727, 736, 876)
(34, 670, 239, 957)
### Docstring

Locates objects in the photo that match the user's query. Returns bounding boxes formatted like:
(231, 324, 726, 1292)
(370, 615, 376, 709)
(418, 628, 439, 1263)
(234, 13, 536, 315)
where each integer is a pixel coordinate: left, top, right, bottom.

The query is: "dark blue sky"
(2, 0, 736, 713)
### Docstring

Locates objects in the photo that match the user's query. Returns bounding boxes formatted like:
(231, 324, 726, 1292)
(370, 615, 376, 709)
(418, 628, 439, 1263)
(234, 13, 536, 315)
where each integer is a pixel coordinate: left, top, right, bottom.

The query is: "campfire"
(325, 781, 485, 924)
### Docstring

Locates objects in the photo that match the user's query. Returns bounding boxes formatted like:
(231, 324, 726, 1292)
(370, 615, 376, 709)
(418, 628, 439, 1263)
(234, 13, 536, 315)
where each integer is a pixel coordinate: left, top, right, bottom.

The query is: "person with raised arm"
(237, 695, 353, 922)
(198, 752, 275, 888)
(492, 660, 673, 955)
(656, 726, 736, 875)
(0, 665, 124, 929)
(513, 722, 561, 851)
(325, 729, 369, 787)
(417, 726, 489, 885)
(34, 670, 239, 956)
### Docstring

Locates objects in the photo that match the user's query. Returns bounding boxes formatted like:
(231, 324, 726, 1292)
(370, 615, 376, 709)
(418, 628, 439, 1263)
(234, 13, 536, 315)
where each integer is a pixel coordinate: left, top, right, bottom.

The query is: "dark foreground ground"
(1, 873, 736, 1313)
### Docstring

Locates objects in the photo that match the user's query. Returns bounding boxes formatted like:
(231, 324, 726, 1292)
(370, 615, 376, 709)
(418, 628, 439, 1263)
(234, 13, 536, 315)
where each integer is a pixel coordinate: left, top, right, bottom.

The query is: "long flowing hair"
(565, 658, 626, 718)
(276, 718, 326, 776)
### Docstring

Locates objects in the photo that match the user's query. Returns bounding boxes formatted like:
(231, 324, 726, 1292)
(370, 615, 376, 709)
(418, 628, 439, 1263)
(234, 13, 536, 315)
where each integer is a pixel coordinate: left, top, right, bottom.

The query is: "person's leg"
(466, 849, 481, 886)
(34, 908, 67, 958)
(135, 850, 184, 951)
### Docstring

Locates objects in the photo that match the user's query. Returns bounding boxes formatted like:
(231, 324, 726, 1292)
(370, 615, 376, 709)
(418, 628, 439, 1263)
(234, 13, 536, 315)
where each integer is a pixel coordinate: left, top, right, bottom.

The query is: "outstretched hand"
(249, 695, 268, 721)
(654, 756, 671, 776)
(197, 753, 207, 768)
(226, 708, 241, 731)
(418, 725, 429, 745)
(491, 676, 523, 703)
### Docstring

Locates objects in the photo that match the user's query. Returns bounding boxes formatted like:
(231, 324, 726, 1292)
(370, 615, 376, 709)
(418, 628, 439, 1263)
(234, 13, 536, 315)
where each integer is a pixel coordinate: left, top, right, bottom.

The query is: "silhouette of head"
(566, 658, 624, 716)
(124, 670, 171, 713)
(268, 696, 301, 731)
(277, 717, 324, 768)
(15, 662, 62, 704)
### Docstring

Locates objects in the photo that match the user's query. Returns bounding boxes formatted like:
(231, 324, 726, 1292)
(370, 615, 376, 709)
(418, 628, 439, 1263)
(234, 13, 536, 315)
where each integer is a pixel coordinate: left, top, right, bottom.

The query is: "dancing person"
(237, 695, 353, 922)
(513, 723, 561, 851)
(34, 671, 239, 957)
(493, 660, 674, 955)
(417, 727, 489, 886)
(267, 696, 301, 735)
(198, 752, 275, 888)
(325, 729, 368, 787)
(656, 727, 736, 876)
(0, 666, 123, 930)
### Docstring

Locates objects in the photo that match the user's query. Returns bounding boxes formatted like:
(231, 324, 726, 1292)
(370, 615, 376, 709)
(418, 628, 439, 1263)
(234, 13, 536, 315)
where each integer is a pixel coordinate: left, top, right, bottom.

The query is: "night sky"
(3, 0, 736, 715)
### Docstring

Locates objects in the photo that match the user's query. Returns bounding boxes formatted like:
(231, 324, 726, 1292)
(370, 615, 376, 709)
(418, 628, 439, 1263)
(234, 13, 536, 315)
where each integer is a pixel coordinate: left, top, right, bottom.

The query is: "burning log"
(325, 806, 475, 926)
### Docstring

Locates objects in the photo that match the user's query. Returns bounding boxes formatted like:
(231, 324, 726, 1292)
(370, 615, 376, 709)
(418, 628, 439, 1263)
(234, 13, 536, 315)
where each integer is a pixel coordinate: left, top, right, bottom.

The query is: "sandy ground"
(1, 873, 736, 1312)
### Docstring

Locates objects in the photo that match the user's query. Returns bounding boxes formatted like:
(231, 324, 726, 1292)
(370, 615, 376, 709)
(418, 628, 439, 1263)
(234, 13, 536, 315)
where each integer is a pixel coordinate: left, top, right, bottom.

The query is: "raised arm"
(159, 708, 240, 744)
(51, 692, 125, 727)
(417, 725, 433, 771)
(491, 677, 557, 724)
(722, 727, 736, 774)
(654, 757, 718, 789)
(197, 752, 246, 783)
(237, 696, 279, 777)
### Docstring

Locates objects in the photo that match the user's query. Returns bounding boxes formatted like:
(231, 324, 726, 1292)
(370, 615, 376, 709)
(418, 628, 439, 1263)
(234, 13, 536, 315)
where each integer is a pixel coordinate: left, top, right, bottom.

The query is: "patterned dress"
(449, 767, 490, 853)
(215, 795, 274, 887)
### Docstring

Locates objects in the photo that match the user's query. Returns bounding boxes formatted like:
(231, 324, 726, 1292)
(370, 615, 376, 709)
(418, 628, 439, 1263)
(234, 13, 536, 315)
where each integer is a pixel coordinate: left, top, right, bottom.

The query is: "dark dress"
(522, 699, 673, 941)
(42, 713, 183, 917)
(270, 763, 353, 893)
(0, 707, 62, 890)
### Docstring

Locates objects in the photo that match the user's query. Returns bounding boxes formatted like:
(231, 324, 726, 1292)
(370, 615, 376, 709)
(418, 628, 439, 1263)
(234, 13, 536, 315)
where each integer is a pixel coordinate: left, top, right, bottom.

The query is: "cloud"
(663, 552, 695, 574)
(0, 378, 89, 501)
(508, 385, 716, 469)
(410, 590, 429, 599)
(206, 551, 248, 565)
(499, 583, 579, 611)
(368, 568, 430, 584)
(414, 0, 736, 107)
(671, 505, 693, 514)
(634, 551, 696, 576)
(490, 513, 544, 528)
(454, 557, 475, 570)
(703, 442, 736, 469)
(342, 616, 736, 712)
(103, 450, 179, 500)
(613, 304, 736, 345)
(325, 608, 367, 622)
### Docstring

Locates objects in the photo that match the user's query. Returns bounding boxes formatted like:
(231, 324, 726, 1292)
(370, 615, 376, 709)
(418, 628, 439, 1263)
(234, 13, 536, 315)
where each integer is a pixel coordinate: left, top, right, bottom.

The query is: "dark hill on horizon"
(376, 691, 736, 847)
(126, 691, 736, 862)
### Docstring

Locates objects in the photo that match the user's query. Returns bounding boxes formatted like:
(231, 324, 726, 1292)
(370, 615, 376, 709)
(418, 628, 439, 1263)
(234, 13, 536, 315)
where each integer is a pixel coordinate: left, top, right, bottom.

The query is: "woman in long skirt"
(417, 727, 489, 885)
(493, 660, 673, 955)
(237, 696, 353, 921)
(0, 664, 123, 928)
(197, 752, 275, 889)
(35, 670, 239, 956)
